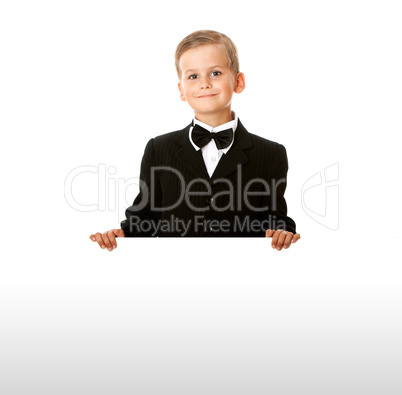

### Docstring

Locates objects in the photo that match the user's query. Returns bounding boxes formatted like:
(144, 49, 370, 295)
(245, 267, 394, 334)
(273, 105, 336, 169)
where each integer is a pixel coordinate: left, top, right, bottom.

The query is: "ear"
(234, 72, 246, 94)
(178, 82, 187, 102)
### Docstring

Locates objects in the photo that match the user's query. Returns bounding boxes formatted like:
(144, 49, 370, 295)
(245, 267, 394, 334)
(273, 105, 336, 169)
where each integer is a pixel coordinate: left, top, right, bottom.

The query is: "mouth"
(197, 94, 218, 99)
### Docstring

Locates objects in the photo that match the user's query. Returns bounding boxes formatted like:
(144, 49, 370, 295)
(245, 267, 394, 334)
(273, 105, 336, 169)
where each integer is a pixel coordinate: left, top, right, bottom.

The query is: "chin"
(197, 104, 222, 111)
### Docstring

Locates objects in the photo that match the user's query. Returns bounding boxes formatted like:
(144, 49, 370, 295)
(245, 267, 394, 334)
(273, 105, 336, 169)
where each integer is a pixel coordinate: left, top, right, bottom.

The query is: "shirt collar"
(189, 111, 238, 153)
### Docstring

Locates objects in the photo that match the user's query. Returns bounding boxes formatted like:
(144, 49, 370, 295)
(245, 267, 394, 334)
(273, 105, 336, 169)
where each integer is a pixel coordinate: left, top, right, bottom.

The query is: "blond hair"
(174, 30, 240, 80)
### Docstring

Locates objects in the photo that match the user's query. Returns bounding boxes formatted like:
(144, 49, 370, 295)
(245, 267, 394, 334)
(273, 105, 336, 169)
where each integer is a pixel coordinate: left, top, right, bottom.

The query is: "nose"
(199, 76, 212, 89)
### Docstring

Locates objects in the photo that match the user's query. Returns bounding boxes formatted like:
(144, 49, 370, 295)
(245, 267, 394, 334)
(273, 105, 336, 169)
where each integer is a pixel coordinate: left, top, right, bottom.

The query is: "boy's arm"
(264, 143, 300, 250)
(120, 138, 162, 237)
(268, 143, 296, 232)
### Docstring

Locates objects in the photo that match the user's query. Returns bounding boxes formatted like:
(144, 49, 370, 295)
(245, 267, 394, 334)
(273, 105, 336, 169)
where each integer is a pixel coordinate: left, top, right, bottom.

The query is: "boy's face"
(178, 44, 245, 122)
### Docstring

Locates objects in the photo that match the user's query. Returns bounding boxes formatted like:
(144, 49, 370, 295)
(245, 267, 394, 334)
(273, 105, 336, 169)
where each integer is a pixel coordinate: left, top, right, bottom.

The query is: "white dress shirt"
(189, 111, 238, 178)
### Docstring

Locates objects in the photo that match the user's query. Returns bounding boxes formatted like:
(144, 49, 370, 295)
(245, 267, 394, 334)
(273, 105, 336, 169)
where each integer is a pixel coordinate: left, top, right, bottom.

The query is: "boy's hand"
(89, 229, 125, 251)
(265, 229, 301, 251)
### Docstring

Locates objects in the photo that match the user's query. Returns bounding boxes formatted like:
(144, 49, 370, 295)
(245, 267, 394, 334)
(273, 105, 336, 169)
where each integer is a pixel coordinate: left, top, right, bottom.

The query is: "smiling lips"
(197, 93, 218, 98)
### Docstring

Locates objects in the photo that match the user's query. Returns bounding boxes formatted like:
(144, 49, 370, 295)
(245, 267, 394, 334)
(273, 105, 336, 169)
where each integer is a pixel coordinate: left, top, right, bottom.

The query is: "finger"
(114, 229, 125, 238)
(283, 232, 294, 249)
(108, 229, 117, 249)
(89, 234, 97, 242)
(271, 229, 283, 249)
(275, 230, 288, 251)
(102, 232, 113, 251)
(265, 229, 275, 238)
(292, 233, 301, 243)
(94, 232, 106, 249)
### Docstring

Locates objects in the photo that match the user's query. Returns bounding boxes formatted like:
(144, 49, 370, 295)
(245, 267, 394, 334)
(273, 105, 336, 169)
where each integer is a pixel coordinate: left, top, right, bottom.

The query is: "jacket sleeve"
(120, 139, 162, 237)
(268, 143, 297, 233)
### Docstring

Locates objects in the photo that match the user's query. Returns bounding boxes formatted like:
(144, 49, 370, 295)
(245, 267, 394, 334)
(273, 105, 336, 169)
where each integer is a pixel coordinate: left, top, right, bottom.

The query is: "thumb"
(114, 229, 125, 237)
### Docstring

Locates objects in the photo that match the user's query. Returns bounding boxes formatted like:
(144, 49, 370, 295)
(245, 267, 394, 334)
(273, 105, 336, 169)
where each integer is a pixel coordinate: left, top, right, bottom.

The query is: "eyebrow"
(184, 65, 224, 74)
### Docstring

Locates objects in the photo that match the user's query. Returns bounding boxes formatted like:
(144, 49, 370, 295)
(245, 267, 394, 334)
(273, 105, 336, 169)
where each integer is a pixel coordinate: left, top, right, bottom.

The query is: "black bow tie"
(191, 123, 234, 150)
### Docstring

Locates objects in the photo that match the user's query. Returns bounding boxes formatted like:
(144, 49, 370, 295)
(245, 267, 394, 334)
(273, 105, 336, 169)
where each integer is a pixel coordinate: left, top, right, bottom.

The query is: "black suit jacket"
(121, 119, 296, 237)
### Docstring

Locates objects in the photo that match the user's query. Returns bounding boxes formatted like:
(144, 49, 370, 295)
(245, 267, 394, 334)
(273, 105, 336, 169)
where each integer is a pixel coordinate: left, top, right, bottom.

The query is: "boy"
(90, 30, 301, 250)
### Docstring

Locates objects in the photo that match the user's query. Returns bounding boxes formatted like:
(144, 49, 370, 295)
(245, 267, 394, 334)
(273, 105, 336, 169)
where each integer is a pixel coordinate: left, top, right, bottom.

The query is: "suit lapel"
(211, 119, 253, 181)
(173, 119, 254, 181)
(174, 124, 210, 179)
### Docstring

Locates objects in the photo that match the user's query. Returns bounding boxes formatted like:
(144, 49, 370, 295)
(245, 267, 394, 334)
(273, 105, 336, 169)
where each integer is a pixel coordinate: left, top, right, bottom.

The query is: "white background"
(1, 1, 401, 394)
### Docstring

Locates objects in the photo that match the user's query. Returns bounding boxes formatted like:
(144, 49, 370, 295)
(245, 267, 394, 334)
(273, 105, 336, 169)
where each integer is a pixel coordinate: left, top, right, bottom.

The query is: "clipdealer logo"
(301, 163, 339, 230)
(64, 162, 340, 231)
(64, 164, 286, 214)
(64, 164, 140, 214)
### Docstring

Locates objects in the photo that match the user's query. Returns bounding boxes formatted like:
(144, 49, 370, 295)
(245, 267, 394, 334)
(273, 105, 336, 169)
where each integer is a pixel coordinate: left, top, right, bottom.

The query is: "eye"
(188, 74, 198, 80)
(211, 71, 221, 77)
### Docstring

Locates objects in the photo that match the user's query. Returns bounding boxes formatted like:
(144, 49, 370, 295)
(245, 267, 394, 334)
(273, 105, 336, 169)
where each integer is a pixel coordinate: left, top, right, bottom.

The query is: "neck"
(194, 108, 233, 128)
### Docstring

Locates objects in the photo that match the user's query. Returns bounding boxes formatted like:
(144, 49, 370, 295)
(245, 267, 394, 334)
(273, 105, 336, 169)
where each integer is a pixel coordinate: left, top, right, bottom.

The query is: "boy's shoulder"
(246, 130, 285, 150)
(153, 124, 190, 145)
(237, 120, 288, 155)
(141, 124, 190, 154)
